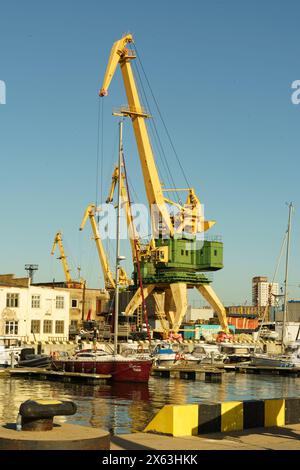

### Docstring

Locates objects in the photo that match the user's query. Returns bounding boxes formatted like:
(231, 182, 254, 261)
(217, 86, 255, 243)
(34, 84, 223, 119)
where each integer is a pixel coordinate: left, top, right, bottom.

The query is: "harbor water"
(1, 374, 300, 434)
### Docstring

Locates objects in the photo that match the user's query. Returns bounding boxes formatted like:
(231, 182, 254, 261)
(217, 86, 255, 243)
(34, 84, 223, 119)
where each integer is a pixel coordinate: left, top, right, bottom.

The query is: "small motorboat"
(17, 348, 51, 368)
(191, 343, 227, 364)
(152, 343, 178, 366)
(251, 342, 300, 368)
(219, 343, 255, 363)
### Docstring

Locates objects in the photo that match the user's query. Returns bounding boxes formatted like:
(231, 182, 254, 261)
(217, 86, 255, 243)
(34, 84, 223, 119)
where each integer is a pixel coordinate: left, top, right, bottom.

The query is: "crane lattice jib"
(51, 232, 72, 284)
(80, 204, 131, 290)
(100, 34, 174, 237)
(100, 34, 215, 237)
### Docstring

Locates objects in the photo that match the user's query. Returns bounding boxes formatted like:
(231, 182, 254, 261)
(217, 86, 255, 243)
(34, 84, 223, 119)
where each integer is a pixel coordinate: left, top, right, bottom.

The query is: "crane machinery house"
(0, 275, 69, 342)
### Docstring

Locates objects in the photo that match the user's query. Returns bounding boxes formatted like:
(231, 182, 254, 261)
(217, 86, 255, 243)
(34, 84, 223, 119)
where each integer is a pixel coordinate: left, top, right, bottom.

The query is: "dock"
(151, 361, 300, 381)
(236, 364, 300, 376)
(7, 368, 111, 384)
(151, 365, 224, 382)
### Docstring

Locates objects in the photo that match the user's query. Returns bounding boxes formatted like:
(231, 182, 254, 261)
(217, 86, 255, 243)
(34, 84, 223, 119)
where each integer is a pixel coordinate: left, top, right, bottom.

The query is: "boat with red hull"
(52, 350, 153, 383)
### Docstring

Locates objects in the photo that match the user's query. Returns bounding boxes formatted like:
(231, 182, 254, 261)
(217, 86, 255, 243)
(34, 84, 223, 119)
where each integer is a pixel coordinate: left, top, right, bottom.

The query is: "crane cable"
(133, 44, 191, 190)
(122, 152, 151, 343)
(132, 57, 178, 200)
(131, 51, 180, 203)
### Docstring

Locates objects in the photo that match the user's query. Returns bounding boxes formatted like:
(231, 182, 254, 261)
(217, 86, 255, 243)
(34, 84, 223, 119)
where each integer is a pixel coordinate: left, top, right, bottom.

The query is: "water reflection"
(0, 374, 300, 434)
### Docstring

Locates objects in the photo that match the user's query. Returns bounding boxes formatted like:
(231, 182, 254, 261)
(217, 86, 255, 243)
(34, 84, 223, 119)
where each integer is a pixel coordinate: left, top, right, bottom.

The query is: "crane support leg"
(164, 288, 175, 326)
(152, 292, 169, 336)
(124, 285, 155, 316)
(164, 283, 188, 334)
(196, 284, 229, 333)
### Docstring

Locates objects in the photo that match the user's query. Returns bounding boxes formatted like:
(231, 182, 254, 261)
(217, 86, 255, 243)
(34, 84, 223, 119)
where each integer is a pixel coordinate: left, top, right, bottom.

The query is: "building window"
(185, 250, 188, 256)
(214, 250, 217, 256)
(55, 321, 64, 334)
(71, 320, 78, 328)
(5, 321, 18, 335)
(31, 295, 41, 309)
(181, 250, 184, 256)
(6, 293, 19, 308)
(71, 299, 78, 308)
(43, 320, 52, 334)
(56, 296, 64, 309)
(31, 320, 41, 334)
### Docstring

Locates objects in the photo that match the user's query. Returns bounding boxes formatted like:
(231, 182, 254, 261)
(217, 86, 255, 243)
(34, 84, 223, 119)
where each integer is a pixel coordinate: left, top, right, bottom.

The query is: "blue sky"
(0, 0, 299, 305)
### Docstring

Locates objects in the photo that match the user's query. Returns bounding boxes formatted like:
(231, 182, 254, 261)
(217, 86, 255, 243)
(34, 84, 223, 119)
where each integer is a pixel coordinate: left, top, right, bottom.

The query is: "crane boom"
(80, 204, 131, 290)
(80, 205, 116, 290)
(100, 34, 215, 237)
(51, 232, 73, 285)
(100, 34, 174, 236)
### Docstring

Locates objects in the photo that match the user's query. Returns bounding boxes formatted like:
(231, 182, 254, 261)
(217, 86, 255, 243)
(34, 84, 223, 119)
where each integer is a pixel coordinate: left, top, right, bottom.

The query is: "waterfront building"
(33, 281, 110, 330)
(0, 274, 69, 341)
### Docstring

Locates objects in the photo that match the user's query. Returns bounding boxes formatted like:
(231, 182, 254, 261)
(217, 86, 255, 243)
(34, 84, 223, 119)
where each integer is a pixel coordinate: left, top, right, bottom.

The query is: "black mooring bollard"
(0, 399, 110, 450)
(19, 399, 77, 431)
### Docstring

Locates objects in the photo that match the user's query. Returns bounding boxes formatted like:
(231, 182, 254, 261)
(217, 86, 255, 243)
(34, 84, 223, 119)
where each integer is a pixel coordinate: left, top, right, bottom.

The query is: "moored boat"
(251, 341, 300, 368)
(219, 342, 255, 363)
(191, 343, 227, 364)
(17, 348, 51, 368)
(0, 344, 22, 368)
(152, 343, 178, 365)
(52, 349, 153, 383)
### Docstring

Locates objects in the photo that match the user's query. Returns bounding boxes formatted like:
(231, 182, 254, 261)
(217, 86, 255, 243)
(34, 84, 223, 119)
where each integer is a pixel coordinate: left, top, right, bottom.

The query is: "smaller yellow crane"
(51, 232, 83, 288)
(80, 204, 132, 290)
(107, 164, 170, 336)
(107, 165, 140, 261)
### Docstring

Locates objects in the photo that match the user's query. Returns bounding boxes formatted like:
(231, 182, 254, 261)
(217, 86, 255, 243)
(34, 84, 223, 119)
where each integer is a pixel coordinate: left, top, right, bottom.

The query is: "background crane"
(79, 204, 132, 291)
(51, 232, 83, 288)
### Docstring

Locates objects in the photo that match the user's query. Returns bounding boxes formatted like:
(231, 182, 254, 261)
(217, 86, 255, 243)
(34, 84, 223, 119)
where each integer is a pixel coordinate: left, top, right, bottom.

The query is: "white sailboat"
(251, 203, 300, 368)
(53, 120, 153, 382)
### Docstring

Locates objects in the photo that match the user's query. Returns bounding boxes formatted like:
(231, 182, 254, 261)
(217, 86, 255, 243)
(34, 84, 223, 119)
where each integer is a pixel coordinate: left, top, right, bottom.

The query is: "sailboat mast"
(282, 202, 293, 346)
(114, 120, 123, 355)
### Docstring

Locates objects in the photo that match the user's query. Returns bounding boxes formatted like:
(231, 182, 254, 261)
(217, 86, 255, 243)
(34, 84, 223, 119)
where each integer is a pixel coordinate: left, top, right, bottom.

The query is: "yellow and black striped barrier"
(144, 398, 300, 437)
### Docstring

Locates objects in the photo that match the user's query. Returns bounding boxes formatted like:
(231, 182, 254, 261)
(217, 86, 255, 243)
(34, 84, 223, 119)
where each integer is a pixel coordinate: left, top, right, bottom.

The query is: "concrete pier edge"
(0, 422, 110, 450)
(144, 397, 300, 437)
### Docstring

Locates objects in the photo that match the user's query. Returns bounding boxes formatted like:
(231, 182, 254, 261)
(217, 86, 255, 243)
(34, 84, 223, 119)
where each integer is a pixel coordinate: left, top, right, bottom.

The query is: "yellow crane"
(107, 162, 170, 334)
(80, 204, 132, 290)
(51, 232, 83, 288)
(100, 34, 229, 334)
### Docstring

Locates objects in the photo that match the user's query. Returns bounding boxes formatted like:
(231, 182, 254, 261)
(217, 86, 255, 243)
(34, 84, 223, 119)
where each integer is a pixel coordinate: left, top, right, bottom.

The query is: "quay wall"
(144, 398, 300, 437)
